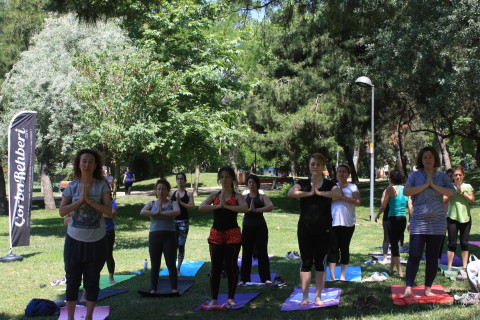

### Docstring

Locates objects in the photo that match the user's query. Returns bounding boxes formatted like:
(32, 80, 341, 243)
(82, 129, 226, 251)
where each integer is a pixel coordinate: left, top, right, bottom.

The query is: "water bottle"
(143, 259, 148, 271)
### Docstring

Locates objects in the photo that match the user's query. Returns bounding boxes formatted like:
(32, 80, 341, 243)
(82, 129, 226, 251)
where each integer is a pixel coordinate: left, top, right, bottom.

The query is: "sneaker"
(285, 252, 294, 260)
(456, 292, 480, 305)
(292, 251, 301, 260)
(272, 276, 287, 287)
(59, 277, 66, 286)
(364, 259, 376, 265)
(456, 269, 468, 281)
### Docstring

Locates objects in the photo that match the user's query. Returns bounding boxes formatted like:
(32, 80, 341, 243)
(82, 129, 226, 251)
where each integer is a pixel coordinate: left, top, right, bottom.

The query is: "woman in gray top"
(59, 149, 112, 320)
(140, 179, 180, 294)
(403, 147, 454, 298)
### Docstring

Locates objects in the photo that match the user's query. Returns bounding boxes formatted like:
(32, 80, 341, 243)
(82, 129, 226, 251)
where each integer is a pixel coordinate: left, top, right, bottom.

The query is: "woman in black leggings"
(239, 174, 273, 285)
(376, 170, 409, 277)
(140, 179, 180, 294)
(288, 153, 342, 306)
(199, 166, 248, 307)
(444, 166, 475, 271)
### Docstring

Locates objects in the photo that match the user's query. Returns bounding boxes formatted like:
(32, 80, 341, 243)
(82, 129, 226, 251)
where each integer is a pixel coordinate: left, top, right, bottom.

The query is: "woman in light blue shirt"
(403, 147, 454, 298)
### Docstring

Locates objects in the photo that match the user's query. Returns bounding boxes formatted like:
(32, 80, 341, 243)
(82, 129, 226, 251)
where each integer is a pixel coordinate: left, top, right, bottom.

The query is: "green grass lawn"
(1, 171, 480, 319)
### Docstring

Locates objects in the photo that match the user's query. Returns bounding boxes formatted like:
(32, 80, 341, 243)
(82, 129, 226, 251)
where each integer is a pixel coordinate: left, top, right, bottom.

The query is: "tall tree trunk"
(432, 120, 451, 169)
(158, 154, 166, 179)
(40, 157, 56, 210)
(340, 144, 359, 183)
(476, 140, 480, 168)
(193, 164, 200, 197)
(353, 146, 360, 173)
(288, 143, 297, 178)
(397, 124, 408, 174)
(0, 162, 8, 215)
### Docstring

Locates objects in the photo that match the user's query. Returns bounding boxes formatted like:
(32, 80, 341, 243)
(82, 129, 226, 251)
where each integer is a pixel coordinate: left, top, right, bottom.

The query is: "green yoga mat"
(80, 274, 136, 290)
(438, 264, 462, 280)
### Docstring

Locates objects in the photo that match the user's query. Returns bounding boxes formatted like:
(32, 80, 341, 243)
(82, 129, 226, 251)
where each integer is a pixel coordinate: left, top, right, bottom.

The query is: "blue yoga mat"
(325, 266, 362, 282)
(159, 261, 205, 277)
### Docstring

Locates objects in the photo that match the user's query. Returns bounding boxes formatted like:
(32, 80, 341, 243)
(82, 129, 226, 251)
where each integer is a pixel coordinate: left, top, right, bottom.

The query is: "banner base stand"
(0, 254, 23, 262)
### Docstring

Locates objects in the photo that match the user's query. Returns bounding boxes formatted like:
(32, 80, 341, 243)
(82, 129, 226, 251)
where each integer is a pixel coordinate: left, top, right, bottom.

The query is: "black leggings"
(149, 231, 177, 291)
(124, 182, 133, 195)
(105, 230, 115, 274)
(241, 224, 270, 283)
(327, 226, 355, 265)
(209, 242, 241, 300)
(382, 220, 390, 254)
(447, 217, 471, 252)
(297, 224, 330, 272)
(64, 234, 107, 302)
(405, 234, 443, 287)
(387, 216, 406, 257)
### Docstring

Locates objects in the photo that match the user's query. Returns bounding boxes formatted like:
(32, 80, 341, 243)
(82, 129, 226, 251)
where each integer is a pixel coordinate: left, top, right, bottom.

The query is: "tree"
(1, 14, 132, 209)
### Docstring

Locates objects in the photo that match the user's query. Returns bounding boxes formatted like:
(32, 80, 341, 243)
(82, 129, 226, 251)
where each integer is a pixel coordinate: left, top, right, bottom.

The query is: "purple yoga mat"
(237, 254, 273, 267)
(195, 292, 261, 311)
(469, 241, 480, 248)
(280, 287, 341, 311)
(423, 253, 462, 266)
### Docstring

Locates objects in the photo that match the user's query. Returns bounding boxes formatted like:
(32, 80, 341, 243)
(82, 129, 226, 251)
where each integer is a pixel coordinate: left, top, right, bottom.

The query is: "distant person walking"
(123, 167, 135, 195)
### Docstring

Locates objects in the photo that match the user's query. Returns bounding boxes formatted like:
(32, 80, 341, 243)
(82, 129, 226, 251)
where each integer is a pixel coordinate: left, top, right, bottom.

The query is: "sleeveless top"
(149, 200, 175, 232)
(298, 178, 335, 234)
(212, 192, 239, 231)
(171, 190, 190, 221)
(387, 185, 408, 217)
(243, 194, 267, 228)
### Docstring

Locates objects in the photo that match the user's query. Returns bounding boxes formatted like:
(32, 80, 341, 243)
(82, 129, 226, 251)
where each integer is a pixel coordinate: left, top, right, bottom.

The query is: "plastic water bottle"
(143, 259, 148, 271)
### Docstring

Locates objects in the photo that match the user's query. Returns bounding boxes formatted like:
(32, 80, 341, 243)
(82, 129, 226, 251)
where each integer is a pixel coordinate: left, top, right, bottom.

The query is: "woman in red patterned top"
(199, 166, 248, 307)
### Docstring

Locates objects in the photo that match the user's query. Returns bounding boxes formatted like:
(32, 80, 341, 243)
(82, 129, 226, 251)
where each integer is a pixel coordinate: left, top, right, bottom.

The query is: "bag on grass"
(467, 254, 480, 292)
(25, 298, 59, 317)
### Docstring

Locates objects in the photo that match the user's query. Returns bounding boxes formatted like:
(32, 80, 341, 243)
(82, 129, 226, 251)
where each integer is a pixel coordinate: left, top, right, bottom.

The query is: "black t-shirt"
(298, 178, 335, 234)
(171, 190, 189, 221)
(243, 194, 267, 228)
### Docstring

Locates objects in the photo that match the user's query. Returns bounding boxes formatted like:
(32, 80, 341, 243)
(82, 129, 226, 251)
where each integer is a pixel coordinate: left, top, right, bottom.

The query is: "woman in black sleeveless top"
(170, 172, 195, 276)
(239, 174, 273, 285)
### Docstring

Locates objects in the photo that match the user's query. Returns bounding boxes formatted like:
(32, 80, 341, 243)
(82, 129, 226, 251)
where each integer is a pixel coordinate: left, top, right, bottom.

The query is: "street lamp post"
(355, 76, 375, 222)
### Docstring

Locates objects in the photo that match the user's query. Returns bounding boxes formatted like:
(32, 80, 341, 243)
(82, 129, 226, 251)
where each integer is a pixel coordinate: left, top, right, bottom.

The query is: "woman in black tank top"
(170, 172, 195, 275)
(239, 174, 273, 285)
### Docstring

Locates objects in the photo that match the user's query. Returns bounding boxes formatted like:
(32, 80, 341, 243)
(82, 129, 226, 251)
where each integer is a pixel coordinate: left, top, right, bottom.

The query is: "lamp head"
(355, 76, 373, 87)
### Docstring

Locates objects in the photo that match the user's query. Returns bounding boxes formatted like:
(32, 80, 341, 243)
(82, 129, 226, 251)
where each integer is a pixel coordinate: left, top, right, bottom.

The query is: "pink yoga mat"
(58, 306, 109, 320)
(391, 285, 453, 305)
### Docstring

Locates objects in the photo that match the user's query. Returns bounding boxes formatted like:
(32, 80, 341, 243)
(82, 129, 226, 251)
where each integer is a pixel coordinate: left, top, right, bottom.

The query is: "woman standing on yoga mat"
(402, 147, 454, 298)
(59, 149, 113, 320)
(376, 170, 409, 277)
(444, 166, 475, 272)
(327, 164, 360, 281)
(199, 166, 248, 306)
(288, 153, 342, 306)
(170, 172, 195, 276)
(140, 179, 180, 294)
(239, 174, 274, 285)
